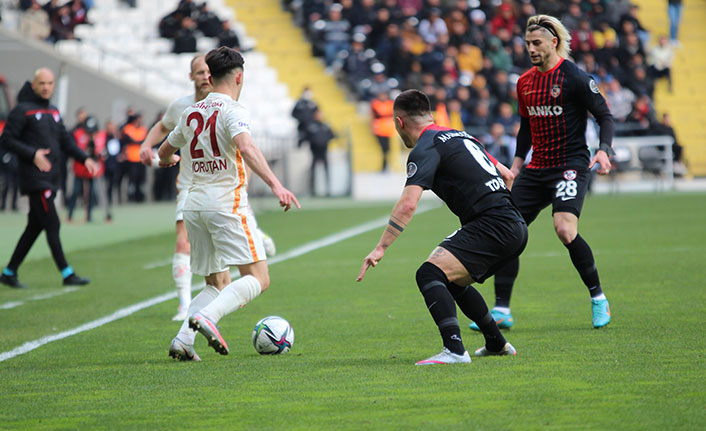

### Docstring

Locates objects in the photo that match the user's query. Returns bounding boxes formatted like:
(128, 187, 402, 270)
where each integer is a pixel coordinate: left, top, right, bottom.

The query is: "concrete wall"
(0, 26, 166, 128)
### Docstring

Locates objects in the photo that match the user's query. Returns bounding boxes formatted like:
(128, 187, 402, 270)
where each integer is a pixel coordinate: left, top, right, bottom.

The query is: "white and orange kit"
(167, 92, 265, 276)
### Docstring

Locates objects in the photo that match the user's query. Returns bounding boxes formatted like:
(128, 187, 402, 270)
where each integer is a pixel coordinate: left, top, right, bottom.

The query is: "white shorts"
(175, 188, 188, 222)
(183, 210, 266, 276)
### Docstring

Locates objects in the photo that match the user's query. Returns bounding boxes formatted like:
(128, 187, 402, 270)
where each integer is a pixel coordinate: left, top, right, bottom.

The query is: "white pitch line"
(0, 204, 439, 363)
(0, 287, 80, 310)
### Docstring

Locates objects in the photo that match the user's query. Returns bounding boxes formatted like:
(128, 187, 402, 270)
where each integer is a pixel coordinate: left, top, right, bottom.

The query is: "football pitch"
(0, 193, 704, 430)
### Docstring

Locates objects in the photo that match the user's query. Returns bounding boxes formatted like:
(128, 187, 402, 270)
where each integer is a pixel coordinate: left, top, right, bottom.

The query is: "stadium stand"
(279, 0, 703, 177)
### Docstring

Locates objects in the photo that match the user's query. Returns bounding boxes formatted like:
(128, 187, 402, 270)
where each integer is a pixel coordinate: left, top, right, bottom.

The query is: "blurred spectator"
(627, 66, 654, 98)
(494, 102, 519, 134)
(466, 101, 492, 129)
(217, 20, 241, 50)
(67, 116, 104, 222)
(159, 9, 185, 39)
(322, 4, 351, 67)
(466, 9, 489, 50)
(49, 4, 75, 43)
(69, 0, 89, 27)
(626, 95, 657, 132)
(121, 113, 147, 202)
(485, 36, 512, 72)
(570, 19, 597, 55)
(457, 42, 483, 78)
(605, 79, 636, 122)
(370, 91, 395, 172)
(490, 3, 516, 36)
(593, 20, 617, 49)
(292, 86, 319, 146)
(103, 120, 121, 220)
(300, 108, 334, 196)
(0, 146, 19, 212)
(619, 3, 649, 46)
(561, 2, 583, 31)
(418, 8, 447, 45)
(172, 16, 197, 54)
(447, 98, 464, 131)
(483, 122, 516, 167)
(19, 0, 50, 41)
(648, 35, 674, 92)
(196, 2, 222, 37)
(668, 0, 683, 46)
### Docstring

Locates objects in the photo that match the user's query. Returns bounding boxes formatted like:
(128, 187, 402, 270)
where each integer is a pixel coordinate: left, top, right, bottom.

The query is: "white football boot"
(168, 337, 201, 361)
(415, 347, 471, 365)
(474, 342, 517, 357)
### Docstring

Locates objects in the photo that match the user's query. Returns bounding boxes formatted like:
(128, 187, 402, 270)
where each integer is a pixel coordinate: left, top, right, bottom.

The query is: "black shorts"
(511, 167, 590, 224)
(440, 214, 528, 284)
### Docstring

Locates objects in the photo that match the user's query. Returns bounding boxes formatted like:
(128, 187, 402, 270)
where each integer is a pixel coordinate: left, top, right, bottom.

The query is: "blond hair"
(526, 15, 571, 59)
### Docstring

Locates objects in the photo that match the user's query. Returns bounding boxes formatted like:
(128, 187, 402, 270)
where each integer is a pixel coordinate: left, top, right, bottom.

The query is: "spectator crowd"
(158, 0, 242, 53)
(286, 0, 678, 165)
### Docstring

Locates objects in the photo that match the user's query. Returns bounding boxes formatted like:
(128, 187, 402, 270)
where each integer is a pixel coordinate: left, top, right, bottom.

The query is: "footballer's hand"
(590, 150, 611, 175)
(34, 148, 52, 172)
(84, 158, 100, 176)
(158, 154, 180, 168)
(357, 246, 385, 282)
(140, 145, 156, 166)
(273, 185, 300, 212)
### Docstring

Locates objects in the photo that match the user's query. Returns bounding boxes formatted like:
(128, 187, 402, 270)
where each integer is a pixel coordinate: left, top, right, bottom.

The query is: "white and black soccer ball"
(252, 316, 294, 355)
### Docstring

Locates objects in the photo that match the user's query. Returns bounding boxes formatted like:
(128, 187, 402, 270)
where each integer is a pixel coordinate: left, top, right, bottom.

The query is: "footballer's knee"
(554, 223, 577, 245)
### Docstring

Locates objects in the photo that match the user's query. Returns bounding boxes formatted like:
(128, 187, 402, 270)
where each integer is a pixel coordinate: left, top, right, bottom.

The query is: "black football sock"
(416, 262, 465, 355)
(494, 258, 519, 309)
(448, 283, 507, 352)
(565, 234, 603, 298)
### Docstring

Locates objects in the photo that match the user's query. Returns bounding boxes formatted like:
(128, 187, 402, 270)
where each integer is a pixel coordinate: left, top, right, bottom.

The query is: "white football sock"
(592, 293, 607, 301)
(173, 253, 192, 311)
(177, 284, 219, 344)
(199, 275, 262, 323)
(493, 306, 511, 315)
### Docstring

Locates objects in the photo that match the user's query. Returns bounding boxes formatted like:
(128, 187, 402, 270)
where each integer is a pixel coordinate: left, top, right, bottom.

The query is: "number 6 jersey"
(167, 92, 252, 212)
(405, 124, 522, 225)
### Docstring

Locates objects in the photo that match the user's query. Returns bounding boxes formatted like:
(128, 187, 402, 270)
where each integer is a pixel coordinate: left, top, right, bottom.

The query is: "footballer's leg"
(170, 283, 219, 361)
(172, 220, 192, 321)
(554, 212, 610, 328)
(414, 249, 470, 365)
(191, 263, 269, 355)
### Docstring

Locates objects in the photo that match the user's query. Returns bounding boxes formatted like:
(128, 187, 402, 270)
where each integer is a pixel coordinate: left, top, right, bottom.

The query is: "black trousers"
(6, 190, 69, 273)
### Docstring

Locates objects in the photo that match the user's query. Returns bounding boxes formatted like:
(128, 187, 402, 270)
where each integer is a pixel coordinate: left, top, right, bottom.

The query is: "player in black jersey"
(471, 15, 613, 332)
(357, 89, 528, 365)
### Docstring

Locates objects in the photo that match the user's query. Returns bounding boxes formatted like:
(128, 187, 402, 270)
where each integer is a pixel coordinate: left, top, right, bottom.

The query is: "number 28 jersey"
(167, 92, 251, 212)
(405, 124, 521, 225)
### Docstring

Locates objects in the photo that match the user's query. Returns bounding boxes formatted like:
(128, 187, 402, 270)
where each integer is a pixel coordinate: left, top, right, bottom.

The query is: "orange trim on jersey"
(239, 213, 259, 262)
(232, 149, 246, 213)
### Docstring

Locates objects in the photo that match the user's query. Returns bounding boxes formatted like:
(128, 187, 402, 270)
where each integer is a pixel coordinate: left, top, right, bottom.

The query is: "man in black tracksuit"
(0, 68, 98, 289)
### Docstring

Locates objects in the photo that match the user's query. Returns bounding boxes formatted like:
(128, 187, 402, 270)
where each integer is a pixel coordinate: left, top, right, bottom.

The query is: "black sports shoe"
(63, 274, 90, 286)
(1, 273, 27, 289)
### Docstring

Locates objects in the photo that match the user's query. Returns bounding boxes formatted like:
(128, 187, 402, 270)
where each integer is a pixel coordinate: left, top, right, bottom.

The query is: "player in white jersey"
(158, 47, 299, 360)
(140, 55, 275, 322)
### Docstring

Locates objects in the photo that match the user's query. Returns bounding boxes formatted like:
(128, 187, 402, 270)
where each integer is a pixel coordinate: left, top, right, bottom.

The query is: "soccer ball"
(252, 316, 294, 355)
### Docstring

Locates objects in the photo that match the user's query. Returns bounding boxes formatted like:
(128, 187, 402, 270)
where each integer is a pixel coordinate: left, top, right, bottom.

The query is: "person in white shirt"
(140, 54, 275, 322)
(158, 47, 299, 361)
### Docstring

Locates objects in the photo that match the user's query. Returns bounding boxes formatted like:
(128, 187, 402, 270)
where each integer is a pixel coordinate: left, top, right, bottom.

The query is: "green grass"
(0, 193, 704, 430)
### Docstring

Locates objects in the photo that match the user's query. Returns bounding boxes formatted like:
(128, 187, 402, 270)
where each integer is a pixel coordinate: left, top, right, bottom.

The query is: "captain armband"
(598, 143, 615, 157)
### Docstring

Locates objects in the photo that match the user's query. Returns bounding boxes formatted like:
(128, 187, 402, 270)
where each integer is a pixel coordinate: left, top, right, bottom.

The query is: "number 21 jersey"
(167, 92, 251, 212)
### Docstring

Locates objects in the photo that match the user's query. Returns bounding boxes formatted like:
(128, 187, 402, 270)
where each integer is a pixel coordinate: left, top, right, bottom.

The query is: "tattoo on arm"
(385, 227, 400, 237)
(388, 216, 406, 233)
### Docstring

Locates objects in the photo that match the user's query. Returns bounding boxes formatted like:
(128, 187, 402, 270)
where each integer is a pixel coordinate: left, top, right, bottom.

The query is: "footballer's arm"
(357, 185, 423, 281)
(140, 121, 171, 166)
(234, 133, 300, 211)
(157, 139, 181, 167)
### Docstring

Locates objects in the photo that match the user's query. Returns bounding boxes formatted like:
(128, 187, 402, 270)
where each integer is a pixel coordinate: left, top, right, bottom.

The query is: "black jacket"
(0, 81, 88, 194)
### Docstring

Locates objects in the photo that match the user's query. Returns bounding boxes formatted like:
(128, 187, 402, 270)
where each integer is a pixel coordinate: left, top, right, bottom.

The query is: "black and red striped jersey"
(516, 58, 614, 169)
